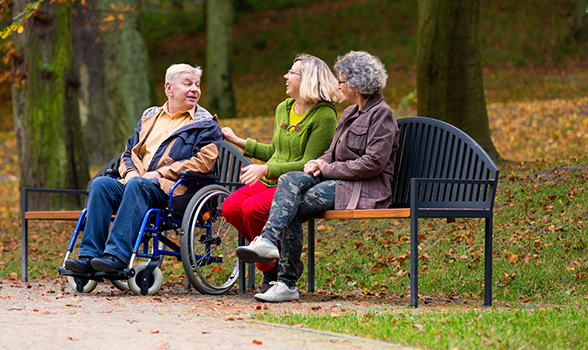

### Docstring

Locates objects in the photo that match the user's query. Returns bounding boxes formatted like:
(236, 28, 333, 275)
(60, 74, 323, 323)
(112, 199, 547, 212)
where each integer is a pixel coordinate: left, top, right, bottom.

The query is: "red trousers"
(222, 181, 277, 272)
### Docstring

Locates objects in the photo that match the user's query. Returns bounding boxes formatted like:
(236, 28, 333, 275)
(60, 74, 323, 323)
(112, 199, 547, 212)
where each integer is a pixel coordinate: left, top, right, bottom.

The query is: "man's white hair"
(165, 63, 202, 85)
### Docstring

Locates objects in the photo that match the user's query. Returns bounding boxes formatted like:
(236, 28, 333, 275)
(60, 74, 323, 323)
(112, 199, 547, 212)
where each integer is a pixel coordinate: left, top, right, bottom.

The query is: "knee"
(124, 177, 150, 193)
(89, 176, 116, 194)
(221, 194, 240, 218)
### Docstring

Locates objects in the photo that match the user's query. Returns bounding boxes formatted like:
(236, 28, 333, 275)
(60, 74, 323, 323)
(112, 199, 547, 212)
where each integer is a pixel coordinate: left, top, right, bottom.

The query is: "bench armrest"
(179, 171, 219, 182)
(410, 177, 498, 211)
(105, 169, 120, 177)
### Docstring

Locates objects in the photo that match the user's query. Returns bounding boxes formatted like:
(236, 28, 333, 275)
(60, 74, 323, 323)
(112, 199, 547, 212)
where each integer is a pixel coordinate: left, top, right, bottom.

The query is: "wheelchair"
(58, 141, 250, 296)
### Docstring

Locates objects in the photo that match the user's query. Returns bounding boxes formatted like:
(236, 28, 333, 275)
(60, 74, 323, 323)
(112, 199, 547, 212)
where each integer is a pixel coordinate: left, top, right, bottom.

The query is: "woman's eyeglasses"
(287, 70, 301, 76)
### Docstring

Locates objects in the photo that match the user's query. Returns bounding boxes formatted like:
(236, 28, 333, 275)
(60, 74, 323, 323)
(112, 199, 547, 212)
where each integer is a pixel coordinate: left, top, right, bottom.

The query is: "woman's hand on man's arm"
(221, 127, 247, 149)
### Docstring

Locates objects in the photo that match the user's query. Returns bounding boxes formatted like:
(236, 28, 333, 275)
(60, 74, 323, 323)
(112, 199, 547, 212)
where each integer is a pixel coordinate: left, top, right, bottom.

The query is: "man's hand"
(240, 164, 269, 186)
(125, 170, 140, 180)
(143, 171, 162, 179)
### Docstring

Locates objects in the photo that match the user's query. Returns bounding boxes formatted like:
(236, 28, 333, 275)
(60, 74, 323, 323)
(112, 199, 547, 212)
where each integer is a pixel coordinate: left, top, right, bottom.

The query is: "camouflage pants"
(261, 171, 335, 288)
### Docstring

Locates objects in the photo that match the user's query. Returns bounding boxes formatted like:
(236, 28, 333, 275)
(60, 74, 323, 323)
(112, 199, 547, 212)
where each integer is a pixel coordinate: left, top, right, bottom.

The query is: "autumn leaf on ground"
(252, 340, 263, 345)
(156, 343, 168, 349)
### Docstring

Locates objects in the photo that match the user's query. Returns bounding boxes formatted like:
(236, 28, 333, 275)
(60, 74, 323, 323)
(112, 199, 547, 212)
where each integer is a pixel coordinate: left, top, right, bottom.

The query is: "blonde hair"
(294, 54, 344, 104)
(165, 63, 202, 85)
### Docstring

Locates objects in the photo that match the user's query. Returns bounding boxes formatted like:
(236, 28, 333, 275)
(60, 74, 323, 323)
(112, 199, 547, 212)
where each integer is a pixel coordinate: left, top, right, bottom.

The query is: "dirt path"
(1, 280, 415, 350)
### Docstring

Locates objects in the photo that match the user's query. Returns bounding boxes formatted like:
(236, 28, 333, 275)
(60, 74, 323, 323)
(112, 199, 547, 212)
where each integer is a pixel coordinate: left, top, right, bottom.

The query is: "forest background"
(0, 0, 587, 348)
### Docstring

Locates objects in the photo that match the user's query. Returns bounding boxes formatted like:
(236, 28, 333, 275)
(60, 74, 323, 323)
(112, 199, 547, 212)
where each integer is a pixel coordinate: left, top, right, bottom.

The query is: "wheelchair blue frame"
(59, 174, 220, 294)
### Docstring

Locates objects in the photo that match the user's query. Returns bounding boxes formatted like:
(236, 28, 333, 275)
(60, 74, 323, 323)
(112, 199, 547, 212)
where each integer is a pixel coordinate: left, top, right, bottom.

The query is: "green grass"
(258, 306, 588, 349)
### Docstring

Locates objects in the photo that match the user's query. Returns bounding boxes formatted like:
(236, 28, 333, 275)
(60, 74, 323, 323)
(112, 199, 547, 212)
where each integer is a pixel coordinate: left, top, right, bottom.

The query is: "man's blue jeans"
(78, 176, 168, 263)
(261, 171, 335, 288)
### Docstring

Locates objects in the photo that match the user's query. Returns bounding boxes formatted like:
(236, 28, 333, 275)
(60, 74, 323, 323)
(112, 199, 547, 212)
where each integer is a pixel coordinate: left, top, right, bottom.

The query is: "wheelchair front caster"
(110, 280, 129, 291)
(128, 262, 163, 296)
(67, 276, 98, 293)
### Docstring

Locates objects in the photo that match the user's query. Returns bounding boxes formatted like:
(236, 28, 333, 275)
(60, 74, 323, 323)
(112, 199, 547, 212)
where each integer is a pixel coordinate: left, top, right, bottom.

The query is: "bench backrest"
(217, 140, 251, 192)
(390, 117, 499, 209)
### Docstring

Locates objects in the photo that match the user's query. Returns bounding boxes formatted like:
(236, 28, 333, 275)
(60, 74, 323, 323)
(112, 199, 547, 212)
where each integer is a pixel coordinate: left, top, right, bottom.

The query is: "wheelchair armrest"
(179, 171, 219, 182)
(106, 169, 120, 177)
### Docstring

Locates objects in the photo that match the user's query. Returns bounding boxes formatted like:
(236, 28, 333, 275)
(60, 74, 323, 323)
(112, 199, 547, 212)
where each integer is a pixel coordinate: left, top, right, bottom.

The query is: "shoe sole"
(64, 261, 94, 274)
(236, 248, 278, 264)
(90, 261, 125, 273)
(253, 294, 298, 303)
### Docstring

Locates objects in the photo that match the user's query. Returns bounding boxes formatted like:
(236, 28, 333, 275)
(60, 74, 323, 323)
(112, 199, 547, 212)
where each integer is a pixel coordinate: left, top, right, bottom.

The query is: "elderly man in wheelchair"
(60, 63, 230, 295)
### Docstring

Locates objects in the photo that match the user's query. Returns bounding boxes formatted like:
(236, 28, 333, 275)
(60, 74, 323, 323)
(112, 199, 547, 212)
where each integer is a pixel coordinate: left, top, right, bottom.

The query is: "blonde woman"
(222, 54, 343, 292)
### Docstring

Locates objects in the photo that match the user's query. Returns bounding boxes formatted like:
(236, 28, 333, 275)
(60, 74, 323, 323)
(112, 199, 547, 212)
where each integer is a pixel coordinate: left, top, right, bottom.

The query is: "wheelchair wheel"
(128, 262, 163, 296)
(110, 279, 129, 291)
(180, 185, 240, 295)
(67, 276, 98, 293)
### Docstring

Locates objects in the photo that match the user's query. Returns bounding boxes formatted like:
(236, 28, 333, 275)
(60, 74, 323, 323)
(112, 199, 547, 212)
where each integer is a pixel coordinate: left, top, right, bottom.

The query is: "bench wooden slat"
(24, 211, 84, 220)
(314, 208, 411, 219)
(24, 211, 116, 220)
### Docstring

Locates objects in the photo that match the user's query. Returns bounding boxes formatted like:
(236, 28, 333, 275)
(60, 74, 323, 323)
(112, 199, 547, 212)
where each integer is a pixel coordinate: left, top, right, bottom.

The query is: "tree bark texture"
(575, 0, 588, 41)
(417, 0, 501, 162)
(12, 0, 90, 210)
(73, 0, 156, 166)
(206, 0, 237, 119)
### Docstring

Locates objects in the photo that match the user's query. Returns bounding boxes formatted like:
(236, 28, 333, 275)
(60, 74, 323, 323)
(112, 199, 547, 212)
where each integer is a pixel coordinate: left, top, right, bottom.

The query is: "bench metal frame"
(307, 117, 499, 308)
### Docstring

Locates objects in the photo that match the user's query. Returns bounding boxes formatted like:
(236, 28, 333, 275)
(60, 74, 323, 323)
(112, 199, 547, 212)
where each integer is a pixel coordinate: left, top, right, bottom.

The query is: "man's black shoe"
(91, 254, 127, 272)
(64, 257, 95, 273)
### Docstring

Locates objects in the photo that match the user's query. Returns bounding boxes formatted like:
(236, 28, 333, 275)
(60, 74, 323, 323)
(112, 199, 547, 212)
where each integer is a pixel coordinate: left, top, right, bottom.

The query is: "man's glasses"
(338, 80, 346, 85)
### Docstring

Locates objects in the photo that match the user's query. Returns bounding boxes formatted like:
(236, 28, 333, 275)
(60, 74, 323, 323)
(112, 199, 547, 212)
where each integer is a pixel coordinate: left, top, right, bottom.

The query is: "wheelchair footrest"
(59, 266, 135, 281)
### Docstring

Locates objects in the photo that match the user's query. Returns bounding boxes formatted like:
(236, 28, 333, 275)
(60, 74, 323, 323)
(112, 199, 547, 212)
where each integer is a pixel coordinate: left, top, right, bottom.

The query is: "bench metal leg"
(238, 235, 246, 293)
(308, 219, 315, 292)
(484, 216, 493, 306)
(21, 188, 29, 282)
(409, 214, 419, 308)
(248, 263, 256, 290)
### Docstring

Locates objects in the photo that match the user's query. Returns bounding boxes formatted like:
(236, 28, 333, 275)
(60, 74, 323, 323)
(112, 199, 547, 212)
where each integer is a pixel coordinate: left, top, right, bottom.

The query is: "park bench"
(306, 116, 499, 308)
(20, 141, 252, 290)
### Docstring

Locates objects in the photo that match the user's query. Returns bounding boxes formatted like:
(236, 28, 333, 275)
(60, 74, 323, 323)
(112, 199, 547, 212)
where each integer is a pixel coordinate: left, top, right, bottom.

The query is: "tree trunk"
(417, 0, 501, 162)
(206, 0, 237, 119)
(575, 0, 588, 41)
(73, 0, 156, 166)
(12, 0, 90, 210)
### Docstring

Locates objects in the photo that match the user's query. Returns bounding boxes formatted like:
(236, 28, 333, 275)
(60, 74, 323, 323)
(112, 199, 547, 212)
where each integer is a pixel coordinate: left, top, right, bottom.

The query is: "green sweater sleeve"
(266, 106, 337, 178)
(243, 137, 274, 162)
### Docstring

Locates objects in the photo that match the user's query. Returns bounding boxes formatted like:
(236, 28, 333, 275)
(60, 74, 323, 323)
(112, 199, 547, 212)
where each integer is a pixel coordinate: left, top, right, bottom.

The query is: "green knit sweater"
(244, 98, 338, 187)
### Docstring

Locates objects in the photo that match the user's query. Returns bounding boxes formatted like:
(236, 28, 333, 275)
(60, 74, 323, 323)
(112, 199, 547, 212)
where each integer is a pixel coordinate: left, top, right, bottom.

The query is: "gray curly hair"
(334, 51, 388, 97)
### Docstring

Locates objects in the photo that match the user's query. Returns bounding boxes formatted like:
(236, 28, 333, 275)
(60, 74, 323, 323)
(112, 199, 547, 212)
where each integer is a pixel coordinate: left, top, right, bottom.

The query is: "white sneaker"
(254, 281, 299, 303)
(236, 235, 279, 263)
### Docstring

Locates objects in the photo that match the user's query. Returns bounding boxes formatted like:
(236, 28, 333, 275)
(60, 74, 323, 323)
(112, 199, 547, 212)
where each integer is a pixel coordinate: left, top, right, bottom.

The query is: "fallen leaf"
(156, 343, 168, 349)
(252, 340, 263, 345)
(101, 310, 113, 313)
(227, 317, 235, 321)
(151, 330, 160, 334)
(413, 323, 424, 330)
(67, 337, 80, 341)
(293, 324, 304, 328)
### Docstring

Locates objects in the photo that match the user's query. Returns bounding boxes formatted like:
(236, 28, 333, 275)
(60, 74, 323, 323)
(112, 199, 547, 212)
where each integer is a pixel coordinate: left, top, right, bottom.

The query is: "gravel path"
(0, 280, 415, 350)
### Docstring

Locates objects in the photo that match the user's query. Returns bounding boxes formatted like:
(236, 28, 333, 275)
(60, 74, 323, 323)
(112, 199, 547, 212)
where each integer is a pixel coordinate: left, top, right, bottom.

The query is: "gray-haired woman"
(236, 51, 400, 302)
